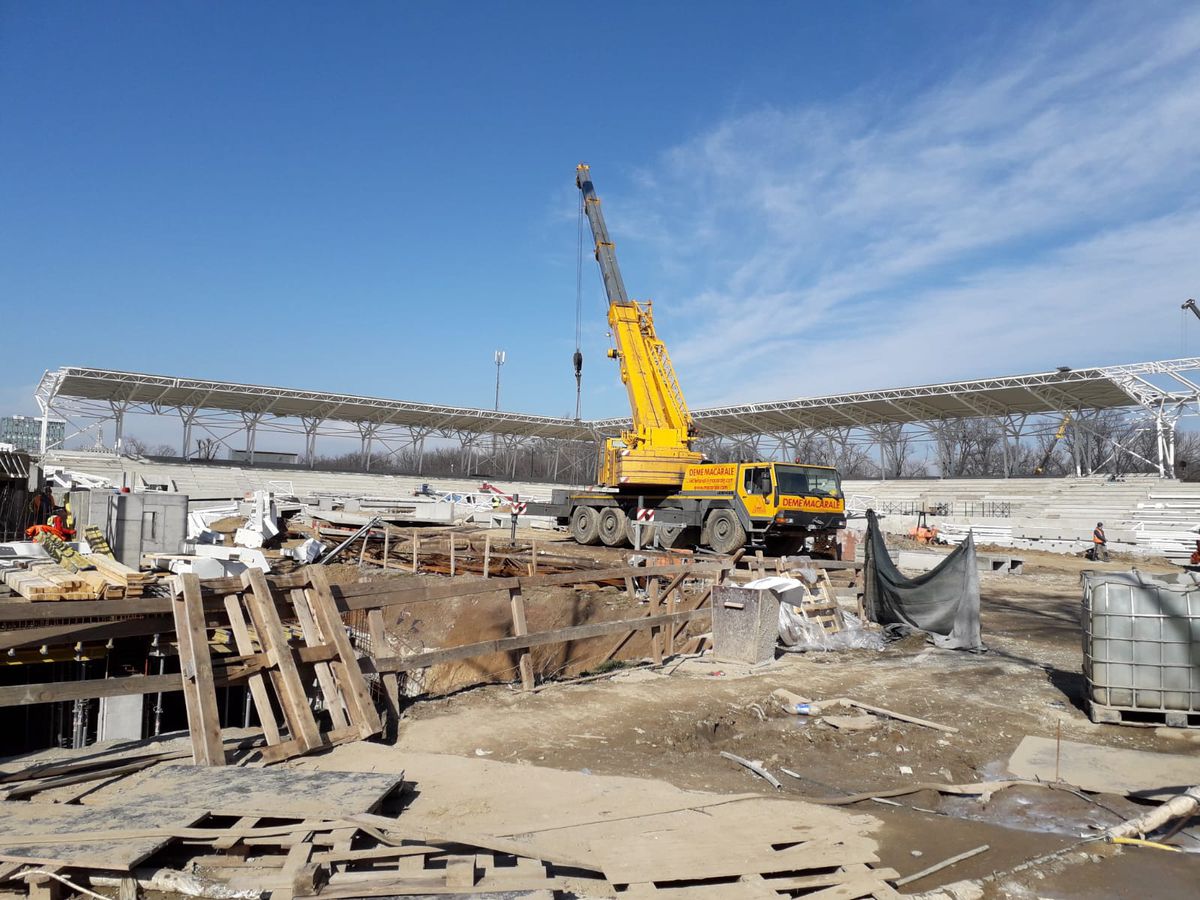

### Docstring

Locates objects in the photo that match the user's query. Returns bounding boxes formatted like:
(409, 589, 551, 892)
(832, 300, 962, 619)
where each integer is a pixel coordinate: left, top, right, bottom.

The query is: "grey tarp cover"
(863, 509, 983, 650)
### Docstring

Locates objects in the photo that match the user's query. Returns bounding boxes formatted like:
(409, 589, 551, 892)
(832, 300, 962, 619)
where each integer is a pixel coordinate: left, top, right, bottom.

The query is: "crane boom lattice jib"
(576, 163, 702, 488)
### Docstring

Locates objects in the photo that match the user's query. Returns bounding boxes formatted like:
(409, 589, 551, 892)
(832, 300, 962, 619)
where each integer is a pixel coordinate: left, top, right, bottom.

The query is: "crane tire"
(570, 506, 602, 545)
(598, 506, 629, 547)
(624, 518, 656, 548)
(658, 524, 698, 549)
(704, 509, 746, 555)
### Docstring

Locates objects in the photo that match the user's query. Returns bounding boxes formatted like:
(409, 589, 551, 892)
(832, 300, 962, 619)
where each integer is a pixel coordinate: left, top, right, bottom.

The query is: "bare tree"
(121, 435, 149, 457)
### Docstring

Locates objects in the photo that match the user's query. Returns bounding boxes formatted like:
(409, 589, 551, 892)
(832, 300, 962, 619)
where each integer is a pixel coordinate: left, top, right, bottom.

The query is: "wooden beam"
(648, 580, 663, 666)
(0, 615, 174, 653)
(509, 586, 534, 690)
(366, 609, 400, 740)
(0, 674, 182, 707)
(305, 567, 382, 738)
(223, 593, 284, 745)
(289, 587, 350, 731)
(174, 573, 225, 766)
(331, 562, 725, 611)
(369, 607, 711, 675)
(242, 569, 322, 754)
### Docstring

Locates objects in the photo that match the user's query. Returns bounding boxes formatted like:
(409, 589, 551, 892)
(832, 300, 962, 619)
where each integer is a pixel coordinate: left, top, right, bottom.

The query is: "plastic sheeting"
(863, 509, 983, 650)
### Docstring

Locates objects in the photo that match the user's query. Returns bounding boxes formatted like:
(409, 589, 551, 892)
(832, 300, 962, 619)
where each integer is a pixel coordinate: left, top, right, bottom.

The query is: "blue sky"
(3, 1, 1198, 437)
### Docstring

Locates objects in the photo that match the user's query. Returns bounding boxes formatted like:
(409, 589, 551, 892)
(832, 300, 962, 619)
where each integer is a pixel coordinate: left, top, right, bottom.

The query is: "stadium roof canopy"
(36, 367, 589, 440)
(674, 359, 1200, 438)
(35, 359, 1200, 446)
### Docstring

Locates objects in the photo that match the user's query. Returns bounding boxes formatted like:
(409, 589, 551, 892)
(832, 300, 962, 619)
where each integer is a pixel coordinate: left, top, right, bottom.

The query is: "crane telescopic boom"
(576, 163, 702, 488)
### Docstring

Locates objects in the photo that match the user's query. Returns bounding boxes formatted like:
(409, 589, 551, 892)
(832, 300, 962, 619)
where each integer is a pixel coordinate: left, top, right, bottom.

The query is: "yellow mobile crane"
(528, 165, 846, 556)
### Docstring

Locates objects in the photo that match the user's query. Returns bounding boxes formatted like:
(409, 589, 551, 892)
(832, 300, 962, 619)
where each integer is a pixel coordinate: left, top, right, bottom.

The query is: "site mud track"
(393, 556, 1199, 897)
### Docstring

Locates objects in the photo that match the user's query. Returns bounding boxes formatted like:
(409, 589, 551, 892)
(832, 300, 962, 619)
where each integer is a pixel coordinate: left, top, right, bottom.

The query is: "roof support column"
(357, 423, 379, 472)
(110, 401, 130, 456)
(241, 412, 264, 465)
(415, 429, 428, 475)
(300, 417, 323, 469)
(179, 407, 199, 460)
(1080, 410, 1089, 480)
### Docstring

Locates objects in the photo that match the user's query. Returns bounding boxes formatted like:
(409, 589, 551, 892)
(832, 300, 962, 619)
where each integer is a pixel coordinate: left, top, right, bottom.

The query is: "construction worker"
(1091, 522, 1109, 562)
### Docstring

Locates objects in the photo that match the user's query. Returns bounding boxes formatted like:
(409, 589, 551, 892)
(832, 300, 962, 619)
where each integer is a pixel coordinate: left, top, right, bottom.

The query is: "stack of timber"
(0, 558, 153, 601)
(86, 552, 154, 597)
(1, 564, 91, 601)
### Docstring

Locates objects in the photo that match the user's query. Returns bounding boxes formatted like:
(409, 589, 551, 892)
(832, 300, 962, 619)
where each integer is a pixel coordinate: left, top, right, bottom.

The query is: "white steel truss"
(32, 358, 1200, 477)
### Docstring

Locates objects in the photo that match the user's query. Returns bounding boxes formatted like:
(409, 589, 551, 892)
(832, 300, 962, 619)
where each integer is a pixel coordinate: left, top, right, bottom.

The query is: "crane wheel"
(624, 517, 656, 548)
(570, 506, 602, 545)
(704, 509, 746, 555)
(598, 506, 629, 547)
(658, 524, 698, 549)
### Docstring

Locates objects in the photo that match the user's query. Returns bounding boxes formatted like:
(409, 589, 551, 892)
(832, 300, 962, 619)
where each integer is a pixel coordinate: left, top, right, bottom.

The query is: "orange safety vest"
(1093, 528, 1105, 544)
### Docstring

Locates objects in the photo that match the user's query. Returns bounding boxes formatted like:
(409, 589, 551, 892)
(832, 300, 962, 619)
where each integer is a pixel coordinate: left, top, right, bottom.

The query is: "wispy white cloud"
(620, 4, 1200, 408)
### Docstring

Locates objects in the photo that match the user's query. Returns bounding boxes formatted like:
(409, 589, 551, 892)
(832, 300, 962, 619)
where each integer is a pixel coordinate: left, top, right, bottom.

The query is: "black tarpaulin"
(863, 509, 983, 650)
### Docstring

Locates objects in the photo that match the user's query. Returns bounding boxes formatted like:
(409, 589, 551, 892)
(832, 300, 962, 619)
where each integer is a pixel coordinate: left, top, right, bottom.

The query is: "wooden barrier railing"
(0, 560, 727, 709)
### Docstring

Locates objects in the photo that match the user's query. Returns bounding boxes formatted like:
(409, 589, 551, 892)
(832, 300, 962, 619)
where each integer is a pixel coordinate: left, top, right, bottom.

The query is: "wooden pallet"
(172, 566, 382, 766)
(1088, 699, 1199, 729)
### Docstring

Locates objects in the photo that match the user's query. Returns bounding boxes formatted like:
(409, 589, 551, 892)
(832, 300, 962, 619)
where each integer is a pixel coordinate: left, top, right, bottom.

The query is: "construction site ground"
(363, 534, 1200, 898)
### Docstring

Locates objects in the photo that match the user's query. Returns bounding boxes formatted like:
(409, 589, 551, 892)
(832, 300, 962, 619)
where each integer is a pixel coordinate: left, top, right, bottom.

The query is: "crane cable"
(574, 191, 585, 420)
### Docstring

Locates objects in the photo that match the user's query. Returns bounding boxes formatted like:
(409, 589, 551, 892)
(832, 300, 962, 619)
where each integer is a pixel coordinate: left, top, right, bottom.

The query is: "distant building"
(227, 448, 300, 466)
(0, 415, 64, 453)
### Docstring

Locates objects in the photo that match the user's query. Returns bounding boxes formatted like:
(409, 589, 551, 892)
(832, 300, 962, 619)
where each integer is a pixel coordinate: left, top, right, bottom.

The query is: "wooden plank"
(366, 608, 401, 739)
(332, 563, 726, 609)
(0, 615, 173, 653)
(509, 586, 534, 690)
(257, 724, 361, 765)
(223, 593, 284, 746)
(241, 569, 322, 754)
(0, 663, 342, 708)
(174, 573, 225, 766)
(310, 845, 442, 865)
(0, 803, 208, 871)
(212, 817, 259, 851)
(648, 580, 664, 666)
(289, 587, 351, 731)
(369, 607, 711, 674)
(305, 567, 382, 737)
(2, 758, 161, 801)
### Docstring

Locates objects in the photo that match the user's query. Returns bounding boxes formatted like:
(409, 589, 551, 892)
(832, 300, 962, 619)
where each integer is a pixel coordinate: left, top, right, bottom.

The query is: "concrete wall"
(69, 488, 188, 566)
